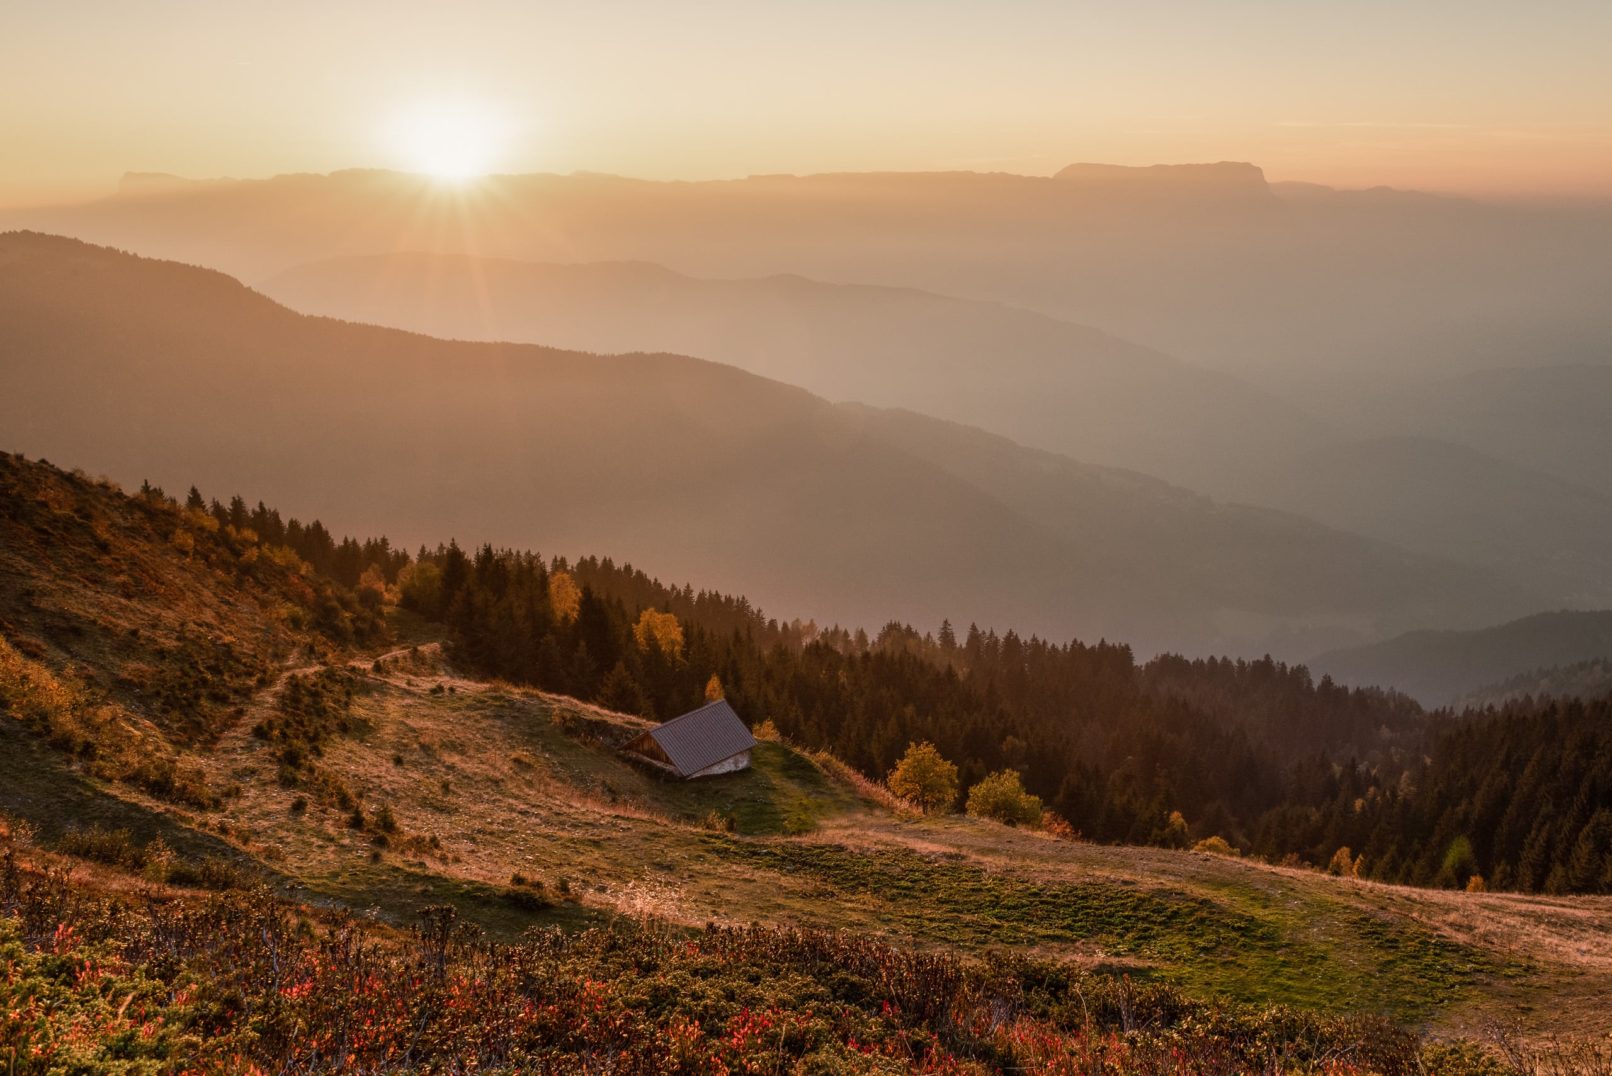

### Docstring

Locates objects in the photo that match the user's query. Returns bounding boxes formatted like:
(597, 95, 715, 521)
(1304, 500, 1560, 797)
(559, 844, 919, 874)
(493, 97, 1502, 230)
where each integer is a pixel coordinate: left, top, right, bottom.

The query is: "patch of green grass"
(712, 838, 1516, 1022)
(485, 694, 860, 835)
(306, 860, 611, 939)
(724, 839, 1266, 953)
(649, 742, 857, 835)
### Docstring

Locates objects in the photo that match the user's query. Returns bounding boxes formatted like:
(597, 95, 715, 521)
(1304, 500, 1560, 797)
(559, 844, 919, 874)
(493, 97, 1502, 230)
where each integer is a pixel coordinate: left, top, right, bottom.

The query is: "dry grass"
(7, 551, 1609, 1054)
(807, 747, 915, 815)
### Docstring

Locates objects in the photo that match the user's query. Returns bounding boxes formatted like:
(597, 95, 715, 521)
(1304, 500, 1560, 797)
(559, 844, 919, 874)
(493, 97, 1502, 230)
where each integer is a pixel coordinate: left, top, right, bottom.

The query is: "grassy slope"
(14, 639, 1595, 1043)
(2, 457, 1608, 1049)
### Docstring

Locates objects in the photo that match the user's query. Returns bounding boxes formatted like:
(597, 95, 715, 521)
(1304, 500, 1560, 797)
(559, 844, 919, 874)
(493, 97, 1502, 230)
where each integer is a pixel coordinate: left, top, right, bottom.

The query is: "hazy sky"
(3, 0, 1610, 206)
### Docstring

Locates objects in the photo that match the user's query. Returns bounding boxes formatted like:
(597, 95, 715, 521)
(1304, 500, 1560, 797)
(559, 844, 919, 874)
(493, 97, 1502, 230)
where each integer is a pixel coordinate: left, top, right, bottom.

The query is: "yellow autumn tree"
(1161, 810, 1190, 848)
(887, 741, 959, 814)
(358, 565, 390, 611)
(704, 673, 724, 701)
(633, 609, 684, 657)
(548, 570, 580, 623)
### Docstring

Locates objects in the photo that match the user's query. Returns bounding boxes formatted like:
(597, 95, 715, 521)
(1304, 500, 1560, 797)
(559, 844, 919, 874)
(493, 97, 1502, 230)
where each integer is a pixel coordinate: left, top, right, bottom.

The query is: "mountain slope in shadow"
(256, 251, 1320, 495)
(1313, 610, 1612, 706)
(256, 252, 1612, 604)
(0, 231, 1539, 656)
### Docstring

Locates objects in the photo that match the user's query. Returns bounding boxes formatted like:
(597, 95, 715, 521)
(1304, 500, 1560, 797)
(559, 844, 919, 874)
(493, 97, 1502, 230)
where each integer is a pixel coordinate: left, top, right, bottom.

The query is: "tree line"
(175, 484, 1612, 895)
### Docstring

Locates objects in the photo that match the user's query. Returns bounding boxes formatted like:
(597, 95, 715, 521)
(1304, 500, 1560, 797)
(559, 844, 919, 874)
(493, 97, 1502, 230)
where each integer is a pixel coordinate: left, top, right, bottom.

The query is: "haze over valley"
(4, 231, 1544, 658)
(5, 3, 1612, 1069)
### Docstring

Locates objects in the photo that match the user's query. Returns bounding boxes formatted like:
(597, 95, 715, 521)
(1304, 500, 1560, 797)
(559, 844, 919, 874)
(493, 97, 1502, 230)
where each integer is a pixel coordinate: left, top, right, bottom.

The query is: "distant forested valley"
(187, 481, 1612, 895)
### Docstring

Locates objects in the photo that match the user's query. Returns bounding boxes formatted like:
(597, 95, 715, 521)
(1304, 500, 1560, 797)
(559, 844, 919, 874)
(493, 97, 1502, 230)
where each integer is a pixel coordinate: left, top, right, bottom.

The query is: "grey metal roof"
(641, 699, 756, 777)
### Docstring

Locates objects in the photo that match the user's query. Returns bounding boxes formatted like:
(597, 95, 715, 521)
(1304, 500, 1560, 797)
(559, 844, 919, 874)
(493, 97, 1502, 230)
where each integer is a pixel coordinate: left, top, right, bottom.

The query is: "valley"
(2, 452, 1609, 1072)
(6, 7, 1612, 1071)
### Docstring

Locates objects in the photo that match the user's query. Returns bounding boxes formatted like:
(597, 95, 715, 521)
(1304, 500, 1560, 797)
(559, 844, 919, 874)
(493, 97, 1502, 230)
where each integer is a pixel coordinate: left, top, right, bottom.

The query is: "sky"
(3, 0, 1610, 206)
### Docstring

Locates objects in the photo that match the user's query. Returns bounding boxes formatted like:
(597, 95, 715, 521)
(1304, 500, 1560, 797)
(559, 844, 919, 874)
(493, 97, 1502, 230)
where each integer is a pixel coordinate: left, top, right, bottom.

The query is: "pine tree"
(599, 660, 648, 716)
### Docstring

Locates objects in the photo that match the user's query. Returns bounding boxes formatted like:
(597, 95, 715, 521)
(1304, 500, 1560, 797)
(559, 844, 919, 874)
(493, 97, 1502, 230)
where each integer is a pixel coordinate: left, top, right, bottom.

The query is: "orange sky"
(3, 1, 1610, 206)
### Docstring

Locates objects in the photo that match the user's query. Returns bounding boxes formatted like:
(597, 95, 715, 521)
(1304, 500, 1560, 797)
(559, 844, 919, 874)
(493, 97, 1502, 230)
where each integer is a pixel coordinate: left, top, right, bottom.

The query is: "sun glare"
(389, 100, 507, 182)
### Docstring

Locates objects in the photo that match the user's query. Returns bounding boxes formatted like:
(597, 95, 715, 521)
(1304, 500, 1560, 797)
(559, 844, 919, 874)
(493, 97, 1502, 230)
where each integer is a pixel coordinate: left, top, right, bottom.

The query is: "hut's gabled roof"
(633, 699, 756, 777)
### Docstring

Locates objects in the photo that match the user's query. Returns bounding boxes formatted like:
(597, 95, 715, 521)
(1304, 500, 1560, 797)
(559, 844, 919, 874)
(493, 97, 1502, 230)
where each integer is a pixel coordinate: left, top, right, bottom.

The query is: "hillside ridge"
(0, 230, 1542, 658)
(1, 451, 1609, 1054)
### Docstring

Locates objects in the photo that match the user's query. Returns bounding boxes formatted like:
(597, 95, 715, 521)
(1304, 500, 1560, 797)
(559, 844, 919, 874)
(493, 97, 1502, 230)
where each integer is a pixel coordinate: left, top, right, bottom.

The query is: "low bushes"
(965, 770, 1043, 826)
(0, 842, 1461, 1075)
(51, 825, 249, 891)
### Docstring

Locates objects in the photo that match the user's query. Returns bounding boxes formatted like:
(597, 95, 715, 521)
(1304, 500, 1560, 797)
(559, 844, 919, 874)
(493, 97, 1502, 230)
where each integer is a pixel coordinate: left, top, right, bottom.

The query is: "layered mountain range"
(0, 231, 1542, 657)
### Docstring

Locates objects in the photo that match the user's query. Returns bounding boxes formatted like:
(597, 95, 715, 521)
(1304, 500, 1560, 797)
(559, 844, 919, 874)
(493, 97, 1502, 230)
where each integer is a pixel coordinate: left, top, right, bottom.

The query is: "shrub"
(965, 770, 1042, 826)
(255, 667, 360, 780)
(502, 886, 553, 912)
(1193, 835, 1238, 856)
(1440, 835, 1478, 888)
(887, 741, 960, 814)
(58, 826, 144, 869)
(167, 856, 248, 890)
(142, 837, 176, 883)
(1039, 810, 1078, 840)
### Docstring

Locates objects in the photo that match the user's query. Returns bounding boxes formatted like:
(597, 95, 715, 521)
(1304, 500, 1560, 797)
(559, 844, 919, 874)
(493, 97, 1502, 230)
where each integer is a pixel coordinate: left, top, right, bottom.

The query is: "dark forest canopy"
(127, 470, 1612, 896)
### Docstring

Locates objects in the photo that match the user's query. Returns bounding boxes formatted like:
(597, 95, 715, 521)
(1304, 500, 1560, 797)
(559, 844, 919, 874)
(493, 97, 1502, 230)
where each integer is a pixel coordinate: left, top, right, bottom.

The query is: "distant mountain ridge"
(257, 250, 1318, 494)
(1053, 161, 1270, 195)
(0, 231, 1540, 657)
(1313, 610, 1612, 706)
(1456, 658, 1612, 709)
(10, 163, 1609, 387)
(256, 251, 1612, 606)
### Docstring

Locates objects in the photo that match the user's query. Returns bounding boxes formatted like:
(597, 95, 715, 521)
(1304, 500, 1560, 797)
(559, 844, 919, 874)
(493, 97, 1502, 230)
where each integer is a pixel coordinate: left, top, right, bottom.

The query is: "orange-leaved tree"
(548, 570, 581, 623)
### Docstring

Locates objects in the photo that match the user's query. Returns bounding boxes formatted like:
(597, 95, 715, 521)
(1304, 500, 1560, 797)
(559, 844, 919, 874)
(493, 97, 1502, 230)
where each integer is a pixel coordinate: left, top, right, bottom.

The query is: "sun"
(389, 100, 507, 182)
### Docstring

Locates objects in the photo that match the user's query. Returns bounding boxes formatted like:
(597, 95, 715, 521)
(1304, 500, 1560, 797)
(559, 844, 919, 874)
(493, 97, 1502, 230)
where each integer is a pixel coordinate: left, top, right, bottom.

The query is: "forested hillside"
(1315, 609, 1612, 705)
(1458, 658, 1612, 709)
(56, 452, 1601, 895)
(6, 450, 1612, 1067)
